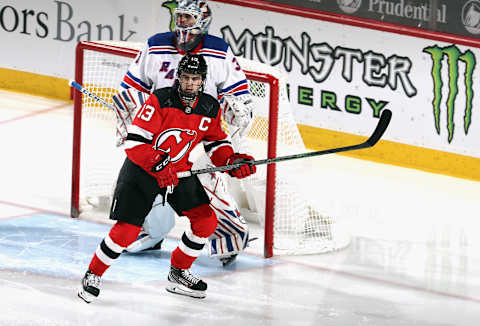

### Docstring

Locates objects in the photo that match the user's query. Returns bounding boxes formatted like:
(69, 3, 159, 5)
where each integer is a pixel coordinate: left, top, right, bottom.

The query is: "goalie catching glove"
(221, 94, 254, 129)
(226, 153, 256, 179)
(112, 89, 149, 146)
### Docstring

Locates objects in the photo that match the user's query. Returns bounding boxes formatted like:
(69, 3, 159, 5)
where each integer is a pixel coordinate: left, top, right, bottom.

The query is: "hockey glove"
(112, 89, 149, 146)
(221, 94, 254, 129)
(226, 153, 256, 179)
(150, 151, 178, 190)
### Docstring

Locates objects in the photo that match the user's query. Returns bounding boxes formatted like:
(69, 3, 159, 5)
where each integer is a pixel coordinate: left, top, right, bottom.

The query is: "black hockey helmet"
(176, 53, 208, 102)
(176, 53, 207, 80)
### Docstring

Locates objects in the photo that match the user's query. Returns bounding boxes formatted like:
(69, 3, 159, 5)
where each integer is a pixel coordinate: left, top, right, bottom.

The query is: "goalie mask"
(174, 0, 212, 52)
(176, 53, 207, 103)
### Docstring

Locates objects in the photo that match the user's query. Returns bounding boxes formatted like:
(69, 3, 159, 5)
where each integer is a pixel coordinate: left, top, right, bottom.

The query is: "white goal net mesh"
(73, 41, 350, 255)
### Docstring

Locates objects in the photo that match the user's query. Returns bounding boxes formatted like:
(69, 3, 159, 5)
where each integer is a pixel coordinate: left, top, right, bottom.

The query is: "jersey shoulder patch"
(147, 32, 175, 48)
(195, 93, 221, 118)
(152, 87, 175, 108)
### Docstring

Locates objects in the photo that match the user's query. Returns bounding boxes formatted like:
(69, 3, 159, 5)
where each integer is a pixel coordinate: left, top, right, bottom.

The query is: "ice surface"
(0, 90, 479, 325)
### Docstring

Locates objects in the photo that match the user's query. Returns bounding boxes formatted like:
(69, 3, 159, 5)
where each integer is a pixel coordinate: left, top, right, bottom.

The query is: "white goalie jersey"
(121, 32, 250, 101)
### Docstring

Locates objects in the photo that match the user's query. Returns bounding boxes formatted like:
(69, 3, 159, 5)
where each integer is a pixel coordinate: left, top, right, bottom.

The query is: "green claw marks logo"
(423, 45, 476, 143)
(162, 1, 178, 31)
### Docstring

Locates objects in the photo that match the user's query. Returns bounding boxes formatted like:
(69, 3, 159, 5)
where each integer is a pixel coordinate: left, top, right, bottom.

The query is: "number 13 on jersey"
(137, 105, 155, 121)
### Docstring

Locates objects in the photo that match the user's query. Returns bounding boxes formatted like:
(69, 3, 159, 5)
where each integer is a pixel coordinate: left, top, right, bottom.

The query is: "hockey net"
(71, 40, 350, 257)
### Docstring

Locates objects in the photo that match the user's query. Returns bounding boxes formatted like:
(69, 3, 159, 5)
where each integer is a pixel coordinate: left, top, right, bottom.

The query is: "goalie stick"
(69, 80, 129, 140)
(177, 109, 392, 178)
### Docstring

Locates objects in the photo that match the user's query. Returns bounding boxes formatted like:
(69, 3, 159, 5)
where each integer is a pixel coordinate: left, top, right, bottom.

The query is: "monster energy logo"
(423, 45, 476, 143)
(162, 0, 178, 31)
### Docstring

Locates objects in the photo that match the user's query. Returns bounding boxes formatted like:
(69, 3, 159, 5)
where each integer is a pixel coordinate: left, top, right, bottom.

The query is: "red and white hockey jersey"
(124, 86, 234, 175)
(121, 32, 249, 100)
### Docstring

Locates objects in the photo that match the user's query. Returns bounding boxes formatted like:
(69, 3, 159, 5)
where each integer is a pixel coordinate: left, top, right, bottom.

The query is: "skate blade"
(77, 287, 96, 304)
(165, 284, 206, 299)
(220, 254, 238, 267)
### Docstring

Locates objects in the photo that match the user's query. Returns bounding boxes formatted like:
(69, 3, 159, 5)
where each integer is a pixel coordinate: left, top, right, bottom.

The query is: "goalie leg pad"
(208, 204, 249, 258)
(197, 170, 250, 258)
(125, 195, 175, 253)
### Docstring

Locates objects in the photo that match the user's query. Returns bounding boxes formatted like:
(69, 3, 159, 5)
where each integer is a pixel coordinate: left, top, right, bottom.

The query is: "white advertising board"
(0, 0, 157, 76)
(1, 0, 479, 160)
(208, 2, 480, 159)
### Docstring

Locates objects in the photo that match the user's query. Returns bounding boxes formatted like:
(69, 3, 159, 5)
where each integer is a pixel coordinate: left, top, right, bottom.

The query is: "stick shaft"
(69, 80, 127, 139)
(69, 80, 117, 112)
(177, 109, 392, 178)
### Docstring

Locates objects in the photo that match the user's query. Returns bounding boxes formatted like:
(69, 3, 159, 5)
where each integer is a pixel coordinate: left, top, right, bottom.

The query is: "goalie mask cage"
(71, 41, 350, 258)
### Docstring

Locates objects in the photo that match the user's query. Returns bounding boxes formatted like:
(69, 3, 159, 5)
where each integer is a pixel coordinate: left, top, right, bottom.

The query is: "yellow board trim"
(298, 124, 480, 182)
(1, 68, 478, 181)
(0, 68, 71, 101)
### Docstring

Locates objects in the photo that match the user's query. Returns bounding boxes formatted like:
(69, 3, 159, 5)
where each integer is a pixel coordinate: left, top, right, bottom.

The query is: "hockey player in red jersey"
(114, 0, 255, 267)
(78, 53, 256, 303)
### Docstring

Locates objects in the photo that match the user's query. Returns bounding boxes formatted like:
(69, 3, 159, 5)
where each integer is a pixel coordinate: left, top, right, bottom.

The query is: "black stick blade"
(366, 109, 392, 147)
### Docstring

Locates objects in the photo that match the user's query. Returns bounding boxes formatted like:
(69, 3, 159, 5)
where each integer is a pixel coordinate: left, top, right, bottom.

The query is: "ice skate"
(78, 270, 102, 303)
(166, 266, 207, 299)
(219, 254, 238, 267)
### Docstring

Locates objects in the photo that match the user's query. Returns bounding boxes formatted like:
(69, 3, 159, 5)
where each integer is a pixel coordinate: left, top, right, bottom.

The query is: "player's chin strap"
(177, 109, 392, 178)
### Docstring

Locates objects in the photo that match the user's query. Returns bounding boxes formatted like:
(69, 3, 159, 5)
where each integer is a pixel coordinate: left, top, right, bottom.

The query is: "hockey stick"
(69, 80, 129, 140)
(177, 109, 392, 178)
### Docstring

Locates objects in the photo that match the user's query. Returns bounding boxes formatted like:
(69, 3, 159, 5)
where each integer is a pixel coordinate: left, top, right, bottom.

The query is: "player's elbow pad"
(209, 145, 235, 167)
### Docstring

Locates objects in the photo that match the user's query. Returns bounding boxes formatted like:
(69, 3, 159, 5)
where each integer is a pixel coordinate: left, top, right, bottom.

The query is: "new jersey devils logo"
(154, 128, 197, 162)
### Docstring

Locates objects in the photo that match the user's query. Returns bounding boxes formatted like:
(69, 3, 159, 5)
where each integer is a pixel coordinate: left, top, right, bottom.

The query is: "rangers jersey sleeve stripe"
(198, 49, 227, 57)
(149, 46, 179, 55)
(220, 79, 249, 93)
(221, 85, 249, 97)
(149, 45, 177, 51)
(197, 49, 227, 60)
(122, 72, 151, 93)
(219, 79, 249, 97)
(199, 53, 226, 60)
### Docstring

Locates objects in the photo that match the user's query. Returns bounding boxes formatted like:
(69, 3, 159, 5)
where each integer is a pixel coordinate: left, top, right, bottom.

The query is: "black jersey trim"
(126, 133, 152, 144)
(204, 140, 231, 153)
